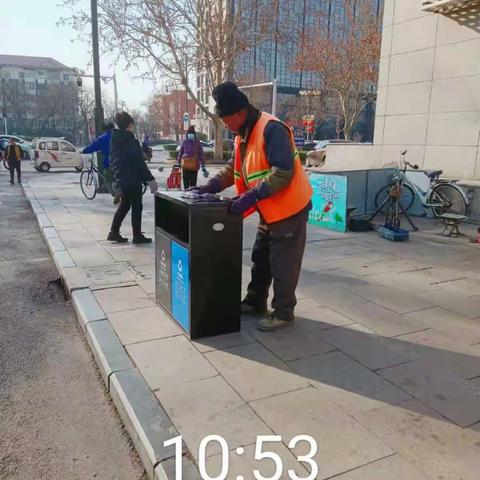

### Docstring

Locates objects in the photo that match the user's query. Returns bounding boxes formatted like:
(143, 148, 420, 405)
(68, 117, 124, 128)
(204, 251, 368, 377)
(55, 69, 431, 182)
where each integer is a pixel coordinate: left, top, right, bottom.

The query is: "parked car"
(302, 141, 318, 152)
(313, 139, 353, 151)
(0, 134, 34, 160)
(307, 139, 354, 167)
(32, 137, 84, 172)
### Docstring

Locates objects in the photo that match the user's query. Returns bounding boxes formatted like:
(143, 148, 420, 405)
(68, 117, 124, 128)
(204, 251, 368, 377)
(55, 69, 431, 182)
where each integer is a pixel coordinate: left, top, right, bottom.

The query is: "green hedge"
(170, 148, 307, 164)
(163, 144, 178, 152)
(298, 151, 308, 164)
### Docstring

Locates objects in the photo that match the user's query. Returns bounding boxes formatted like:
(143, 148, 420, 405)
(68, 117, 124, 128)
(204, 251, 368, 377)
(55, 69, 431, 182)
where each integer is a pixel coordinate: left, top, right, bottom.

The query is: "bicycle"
(80, 155, 147, 200)
(374, 150, 468, 220)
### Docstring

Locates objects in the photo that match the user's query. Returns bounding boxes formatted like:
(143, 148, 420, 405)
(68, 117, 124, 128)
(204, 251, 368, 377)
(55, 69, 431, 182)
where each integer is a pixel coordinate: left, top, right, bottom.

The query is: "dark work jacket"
(110, 129, 154, 191)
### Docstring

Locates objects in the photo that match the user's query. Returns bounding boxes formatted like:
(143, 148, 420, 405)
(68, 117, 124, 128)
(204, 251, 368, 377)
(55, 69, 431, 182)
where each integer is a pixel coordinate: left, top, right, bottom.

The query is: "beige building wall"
(374, 0, 480, 180)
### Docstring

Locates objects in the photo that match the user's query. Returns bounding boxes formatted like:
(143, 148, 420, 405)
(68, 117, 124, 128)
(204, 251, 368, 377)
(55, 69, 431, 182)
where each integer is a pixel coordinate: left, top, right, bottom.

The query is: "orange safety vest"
(234, 112, 312, 224)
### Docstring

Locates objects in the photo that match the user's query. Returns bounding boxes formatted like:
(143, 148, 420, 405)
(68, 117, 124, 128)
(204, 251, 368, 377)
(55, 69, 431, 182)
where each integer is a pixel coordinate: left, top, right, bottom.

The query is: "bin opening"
(155, 196, 189, 245)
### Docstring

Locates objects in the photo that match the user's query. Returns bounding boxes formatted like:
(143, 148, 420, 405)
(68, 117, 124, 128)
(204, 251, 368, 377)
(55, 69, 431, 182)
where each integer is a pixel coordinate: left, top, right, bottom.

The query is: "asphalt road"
(0, 175, 146, 480)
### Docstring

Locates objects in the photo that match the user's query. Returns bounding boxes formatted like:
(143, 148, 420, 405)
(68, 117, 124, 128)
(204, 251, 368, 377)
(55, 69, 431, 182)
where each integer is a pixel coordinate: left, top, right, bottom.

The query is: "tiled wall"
(374, 0, 480, 180)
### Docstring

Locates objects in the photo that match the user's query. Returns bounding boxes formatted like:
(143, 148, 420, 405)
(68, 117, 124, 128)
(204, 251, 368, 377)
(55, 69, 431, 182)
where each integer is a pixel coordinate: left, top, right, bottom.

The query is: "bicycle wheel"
(80, 170, 98, 200)
(429, 183, 467, 217)
(374, 183, 415, 213)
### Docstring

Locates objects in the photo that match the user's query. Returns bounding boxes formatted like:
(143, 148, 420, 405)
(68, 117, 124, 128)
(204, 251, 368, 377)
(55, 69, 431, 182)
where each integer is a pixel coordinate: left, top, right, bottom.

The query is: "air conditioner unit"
(422, 0, 480, 12)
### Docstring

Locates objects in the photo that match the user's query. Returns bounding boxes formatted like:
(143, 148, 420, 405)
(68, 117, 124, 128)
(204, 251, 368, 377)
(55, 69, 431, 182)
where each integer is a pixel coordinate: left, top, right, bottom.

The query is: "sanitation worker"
(190, 82, 312, 331)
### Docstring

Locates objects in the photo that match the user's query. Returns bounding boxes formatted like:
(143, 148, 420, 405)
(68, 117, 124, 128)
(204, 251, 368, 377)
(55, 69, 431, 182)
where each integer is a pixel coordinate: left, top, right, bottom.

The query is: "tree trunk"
(213, 117, 224, 162)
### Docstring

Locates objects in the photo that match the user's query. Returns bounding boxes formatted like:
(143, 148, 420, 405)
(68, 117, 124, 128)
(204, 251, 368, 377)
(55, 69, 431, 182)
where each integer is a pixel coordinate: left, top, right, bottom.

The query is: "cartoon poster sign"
(308, 174, 348, 232)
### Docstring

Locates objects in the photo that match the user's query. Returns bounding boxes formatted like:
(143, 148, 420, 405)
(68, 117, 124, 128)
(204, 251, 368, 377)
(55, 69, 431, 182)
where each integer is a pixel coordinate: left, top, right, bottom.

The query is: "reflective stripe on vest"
(234, 112, 312, 224)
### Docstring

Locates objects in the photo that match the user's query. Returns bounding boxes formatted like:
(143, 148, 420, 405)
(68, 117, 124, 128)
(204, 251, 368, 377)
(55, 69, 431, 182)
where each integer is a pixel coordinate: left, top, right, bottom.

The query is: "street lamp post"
(91, 0, 107, 192)
(76, 72, 119, 114)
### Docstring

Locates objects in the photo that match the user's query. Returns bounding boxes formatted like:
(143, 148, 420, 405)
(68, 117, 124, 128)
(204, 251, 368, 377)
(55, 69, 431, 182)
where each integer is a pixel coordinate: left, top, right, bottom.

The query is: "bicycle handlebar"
(402, 160, 419, 171)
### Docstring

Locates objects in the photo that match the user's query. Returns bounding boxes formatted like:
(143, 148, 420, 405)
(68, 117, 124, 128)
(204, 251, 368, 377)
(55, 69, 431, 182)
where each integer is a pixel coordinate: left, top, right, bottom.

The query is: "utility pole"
(91, 0, 106, 192)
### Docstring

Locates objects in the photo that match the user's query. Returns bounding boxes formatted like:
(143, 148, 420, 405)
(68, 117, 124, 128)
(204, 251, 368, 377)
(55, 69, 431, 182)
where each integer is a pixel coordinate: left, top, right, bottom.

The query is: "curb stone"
(85, 319, 134, 389)
(21, 182, 199, 479)
(71, 288, 107, 331)
(110, 369, 187, 479)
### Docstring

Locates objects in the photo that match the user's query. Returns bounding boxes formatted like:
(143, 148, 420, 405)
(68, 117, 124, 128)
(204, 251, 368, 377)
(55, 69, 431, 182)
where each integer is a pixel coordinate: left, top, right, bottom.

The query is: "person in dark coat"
(108, 111, 158, 244)
(5, 138, 23, 184)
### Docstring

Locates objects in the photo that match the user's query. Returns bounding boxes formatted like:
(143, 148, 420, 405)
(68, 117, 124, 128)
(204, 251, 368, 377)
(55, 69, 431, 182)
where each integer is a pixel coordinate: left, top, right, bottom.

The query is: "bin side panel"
(189, 207, 242, 339)
(155, 228, 172, 314)
(171, 242, 190, 332)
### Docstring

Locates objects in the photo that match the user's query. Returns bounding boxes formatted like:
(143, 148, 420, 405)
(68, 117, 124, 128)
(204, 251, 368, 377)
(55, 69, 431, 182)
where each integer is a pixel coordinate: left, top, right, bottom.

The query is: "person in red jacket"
(191, 83, 312, 331)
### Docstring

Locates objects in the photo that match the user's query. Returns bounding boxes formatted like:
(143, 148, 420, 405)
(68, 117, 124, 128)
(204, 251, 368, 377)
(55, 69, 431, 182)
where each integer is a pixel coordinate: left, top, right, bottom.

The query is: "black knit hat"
(212, 82, 249, 117)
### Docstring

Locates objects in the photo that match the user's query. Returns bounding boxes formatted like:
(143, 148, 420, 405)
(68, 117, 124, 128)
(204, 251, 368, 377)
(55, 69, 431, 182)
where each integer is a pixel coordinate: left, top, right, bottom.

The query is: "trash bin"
(154, 191, 243, 340)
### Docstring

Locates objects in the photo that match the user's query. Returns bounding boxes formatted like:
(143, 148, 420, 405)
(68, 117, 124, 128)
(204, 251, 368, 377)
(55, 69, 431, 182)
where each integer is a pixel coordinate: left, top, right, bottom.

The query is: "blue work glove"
(187, 177, 222, 194)
(229, 190, 258, 215)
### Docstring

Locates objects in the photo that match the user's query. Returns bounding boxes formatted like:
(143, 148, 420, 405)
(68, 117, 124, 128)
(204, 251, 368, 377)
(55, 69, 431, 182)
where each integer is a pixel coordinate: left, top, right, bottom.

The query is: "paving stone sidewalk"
(22, 170, 480, 480)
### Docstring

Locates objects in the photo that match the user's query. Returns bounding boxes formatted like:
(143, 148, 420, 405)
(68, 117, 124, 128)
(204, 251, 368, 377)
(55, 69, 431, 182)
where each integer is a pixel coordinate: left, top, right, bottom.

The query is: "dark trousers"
(182, 169, 198, 189)
(9, 160, 21, 183)
(110, 187, 143, 237)
(245, 209, 308, 318)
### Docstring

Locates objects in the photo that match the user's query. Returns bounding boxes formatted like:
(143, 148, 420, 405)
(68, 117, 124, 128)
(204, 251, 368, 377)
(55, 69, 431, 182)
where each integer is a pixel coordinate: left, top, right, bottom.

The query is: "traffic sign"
(183, 112, 190, 131)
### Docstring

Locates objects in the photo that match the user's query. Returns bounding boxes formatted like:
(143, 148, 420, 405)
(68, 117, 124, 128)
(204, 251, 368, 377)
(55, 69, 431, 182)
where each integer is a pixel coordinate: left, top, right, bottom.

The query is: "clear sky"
(0, 0, 157, 111)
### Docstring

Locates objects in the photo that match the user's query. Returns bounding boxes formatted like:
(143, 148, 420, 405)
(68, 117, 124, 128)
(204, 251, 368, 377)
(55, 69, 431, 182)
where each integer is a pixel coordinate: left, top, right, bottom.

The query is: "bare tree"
(61, 0, 278, 159)
(293, 0, 381, 140)
(147, 93, 183, 142)
(77, 87, 96, 141)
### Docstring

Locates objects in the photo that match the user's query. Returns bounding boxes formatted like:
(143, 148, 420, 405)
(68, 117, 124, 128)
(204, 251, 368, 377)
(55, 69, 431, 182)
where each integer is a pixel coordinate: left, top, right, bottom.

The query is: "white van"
(32, 137, 84, 172)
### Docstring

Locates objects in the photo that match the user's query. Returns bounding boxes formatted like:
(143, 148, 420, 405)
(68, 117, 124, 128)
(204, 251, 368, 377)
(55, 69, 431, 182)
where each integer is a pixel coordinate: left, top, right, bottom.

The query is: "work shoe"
(240, 300, 268, 317)
(257, 312, 294, 332)
(9, 181, 14, 185)
(107, 231, 128, 243)
(132, 235, 152, 244)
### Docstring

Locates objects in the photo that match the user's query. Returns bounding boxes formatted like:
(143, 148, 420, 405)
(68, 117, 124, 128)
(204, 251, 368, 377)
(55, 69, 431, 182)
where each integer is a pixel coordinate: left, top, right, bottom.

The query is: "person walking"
(142, 136, 152, 162)
(5, 138, 23, 185)
(108, 111, 158, 244)
(82, 122, 116, 199)
(176, 126, 207, 189)
(190, 82, 312, 331)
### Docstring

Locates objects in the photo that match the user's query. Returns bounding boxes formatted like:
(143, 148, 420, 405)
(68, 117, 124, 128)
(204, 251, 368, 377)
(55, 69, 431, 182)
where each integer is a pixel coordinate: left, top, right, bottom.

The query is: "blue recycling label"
(171, 242, 190, 331)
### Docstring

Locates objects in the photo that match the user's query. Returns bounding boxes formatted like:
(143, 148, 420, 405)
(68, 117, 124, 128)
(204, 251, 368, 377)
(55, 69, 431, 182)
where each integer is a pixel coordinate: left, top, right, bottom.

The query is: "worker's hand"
(148, 180, 158, 194)
(187, 178, 222, 194)
(229, 190, 258, 215)
(202, 167, 209, 178)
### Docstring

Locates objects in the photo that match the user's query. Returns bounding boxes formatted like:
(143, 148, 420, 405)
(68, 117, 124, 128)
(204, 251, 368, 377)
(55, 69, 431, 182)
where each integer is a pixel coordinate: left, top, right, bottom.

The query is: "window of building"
(19, 72, 25, 79)
(63, 74, 70, 81)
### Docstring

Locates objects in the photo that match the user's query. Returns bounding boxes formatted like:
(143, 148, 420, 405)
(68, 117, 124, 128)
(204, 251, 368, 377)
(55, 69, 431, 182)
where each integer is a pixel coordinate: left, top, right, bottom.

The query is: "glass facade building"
(232, 0, 382, 139)
(234, 0, 383, 93)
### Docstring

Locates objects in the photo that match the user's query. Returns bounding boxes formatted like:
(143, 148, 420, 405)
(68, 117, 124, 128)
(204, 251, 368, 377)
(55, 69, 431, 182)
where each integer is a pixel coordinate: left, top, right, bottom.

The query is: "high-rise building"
(0, 55, 79, 140)
(195, 0, 383, 140)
